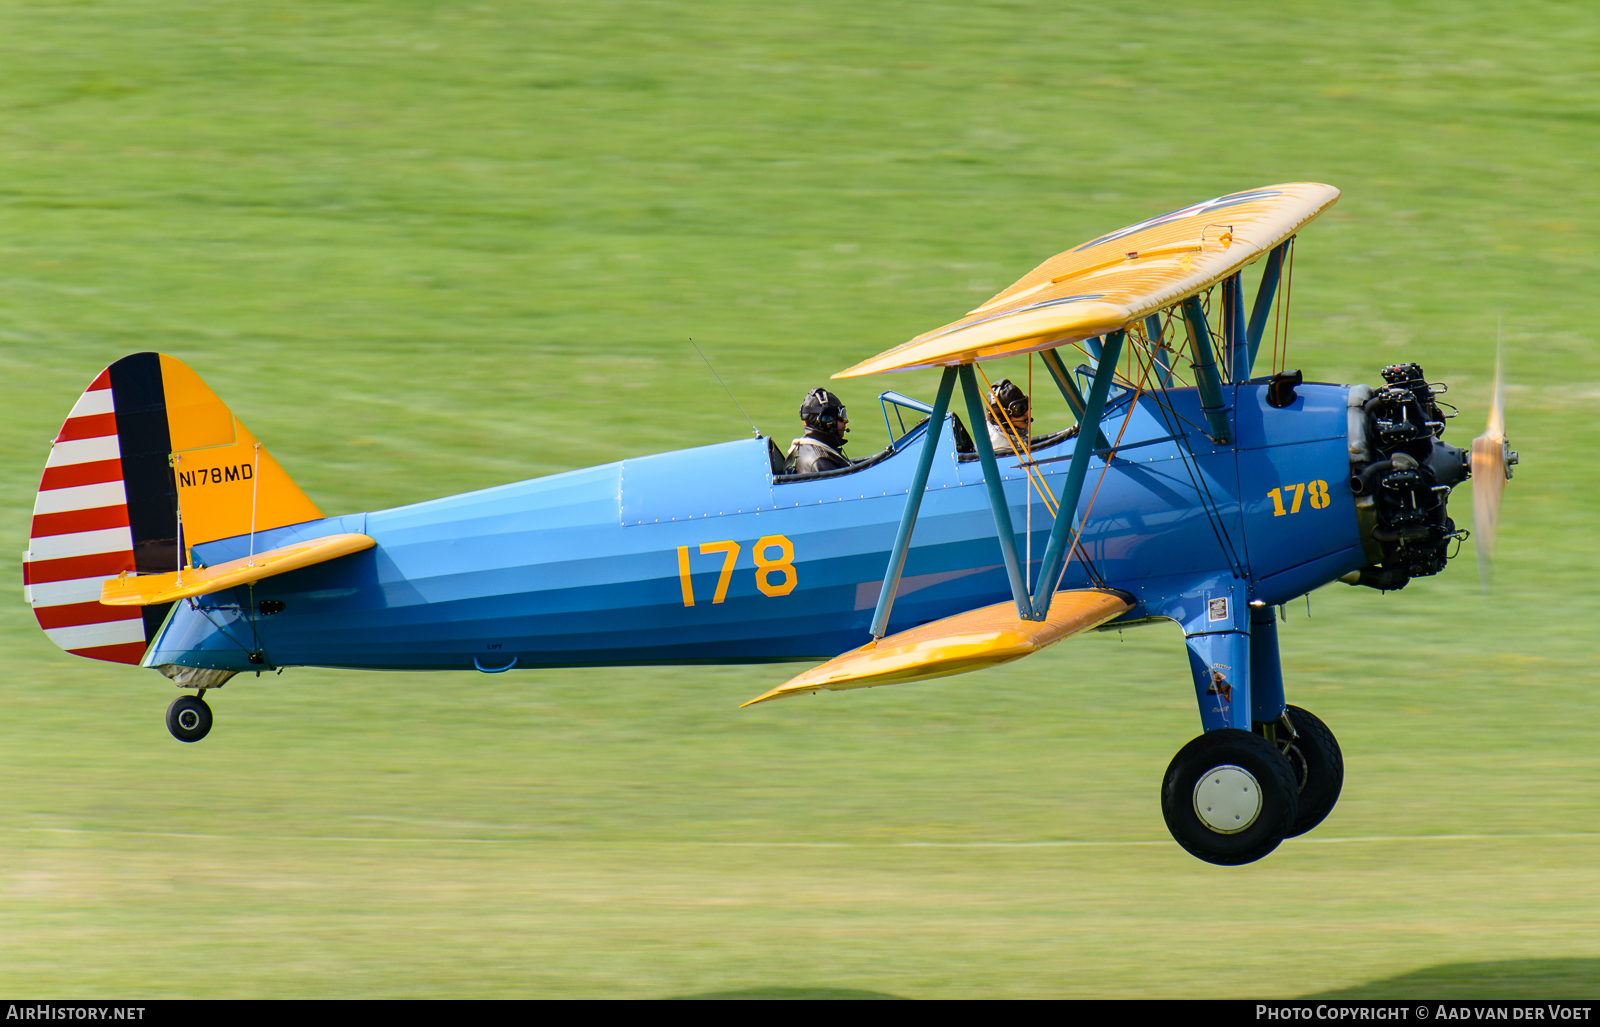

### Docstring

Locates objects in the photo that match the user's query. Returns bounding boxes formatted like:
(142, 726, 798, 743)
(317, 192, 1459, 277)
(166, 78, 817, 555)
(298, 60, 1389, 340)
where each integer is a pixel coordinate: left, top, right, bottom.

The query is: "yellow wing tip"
(739, 589, 1133, 706)
(739, 687, 798, 708)
(831, 359, 893, 381)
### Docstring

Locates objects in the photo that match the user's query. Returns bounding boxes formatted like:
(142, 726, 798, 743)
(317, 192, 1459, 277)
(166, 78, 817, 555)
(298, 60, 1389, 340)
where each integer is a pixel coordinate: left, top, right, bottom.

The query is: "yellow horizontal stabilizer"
(834, 182, 1339, 378)
(100, 533, 375, 606)
(742, 588, 1132, 706)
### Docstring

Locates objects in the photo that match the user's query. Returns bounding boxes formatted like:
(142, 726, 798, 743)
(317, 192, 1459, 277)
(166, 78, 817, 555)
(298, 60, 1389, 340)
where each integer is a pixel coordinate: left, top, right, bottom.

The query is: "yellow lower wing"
(742, 588, 1132, 706)
(101, 533, 375, 606)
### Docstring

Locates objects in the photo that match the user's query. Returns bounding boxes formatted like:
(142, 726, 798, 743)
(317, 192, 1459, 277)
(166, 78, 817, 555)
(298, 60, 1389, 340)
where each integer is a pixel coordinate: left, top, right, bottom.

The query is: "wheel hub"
(1193, 764, 1262, 834)
(178, 709, 200, 731)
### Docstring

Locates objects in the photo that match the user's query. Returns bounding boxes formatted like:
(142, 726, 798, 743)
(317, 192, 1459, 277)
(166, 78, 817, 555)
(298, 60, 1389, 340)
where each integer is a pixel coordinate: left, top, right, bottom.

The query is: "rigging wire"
(1158, 308, 1193, 388)
(974, 358, 1105, 588)
(189, 599, 255, 656)
(1272, 236, 1296, 375)
(690, 338, 761, 438)
(1131, 310, 1204, 434)
(1278, 237, 1296, 375)
(1048, 359, 1150, 593)
(1135, 352, 1238, 575)
(1026, 354, 1033, 574)
(976, 362, 1058, 517)
(1134, 309, 1194, 389)
(1130, 330, 1246, 578)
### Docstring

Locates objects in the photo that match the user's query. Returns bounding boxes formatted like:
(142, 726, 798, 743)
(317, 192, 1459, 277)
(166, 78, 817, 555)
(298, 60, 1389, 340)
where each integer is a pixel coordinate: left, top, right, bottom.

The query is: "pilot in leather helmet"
(788, 388, 852, 473)
(985, 379, 1033, 452)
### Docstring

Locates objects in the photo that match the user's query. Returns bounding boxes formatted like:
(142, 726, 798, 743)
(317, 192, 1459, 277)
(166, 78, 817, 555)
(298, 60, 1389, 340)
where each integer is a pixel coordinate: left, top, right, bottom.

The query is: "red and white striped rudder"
(22, 366, 150, 665)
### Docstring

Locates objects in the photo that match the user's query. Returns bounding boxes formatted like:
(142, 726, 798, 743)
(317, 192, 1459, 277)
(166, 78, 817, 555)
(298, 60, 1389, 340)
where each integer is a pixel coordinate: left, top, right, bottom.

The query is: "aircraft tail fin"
(23, 353, 322, 665)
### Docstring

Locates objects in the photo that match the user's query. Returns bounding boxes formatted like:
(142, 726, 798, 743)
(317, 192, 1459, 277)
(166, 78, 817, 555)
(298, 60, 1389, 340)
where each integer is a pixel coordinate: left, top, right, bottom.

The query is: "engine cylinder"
(1344, 363, 1466, 589)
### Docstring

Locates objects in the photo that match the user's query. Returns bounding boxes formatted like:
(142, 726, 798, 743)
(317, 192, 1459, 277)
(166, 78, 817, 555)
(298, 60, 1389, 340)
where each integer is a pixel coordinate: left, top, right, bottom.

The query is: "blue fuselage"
(148, 382, 1365, 673)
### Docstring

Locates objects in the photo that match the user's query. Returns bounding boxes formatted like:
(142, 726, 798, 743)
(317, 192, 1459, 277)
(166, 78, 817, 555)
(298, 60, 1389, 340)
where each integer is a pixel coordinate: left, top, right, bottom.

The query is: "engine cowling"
(1344, 363, 1469, 590)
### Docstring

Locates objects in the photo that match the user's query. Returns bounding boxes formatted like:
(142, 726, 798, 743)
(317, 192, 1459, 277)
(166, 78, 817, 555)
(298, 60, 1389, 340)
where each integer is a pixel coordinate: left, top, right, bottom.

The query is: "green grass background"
(2, 0, 1597, 998)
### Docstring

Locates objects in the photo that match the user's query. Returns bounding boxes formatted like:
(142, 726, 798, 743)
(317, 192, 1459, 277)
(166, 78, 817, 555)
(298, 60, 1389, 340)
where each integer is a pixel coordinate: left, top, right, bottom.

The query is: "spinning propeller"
(1469, 345, 1518, 591)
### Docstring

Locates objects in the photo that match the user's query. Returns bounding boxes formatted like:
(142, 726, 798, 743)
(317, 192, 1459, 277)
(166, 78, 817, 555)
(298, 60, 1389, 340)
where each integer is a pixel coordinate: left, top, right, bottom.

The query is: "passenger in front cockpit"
(788, 388, 852, 474)
(984, 379, 1034, 453)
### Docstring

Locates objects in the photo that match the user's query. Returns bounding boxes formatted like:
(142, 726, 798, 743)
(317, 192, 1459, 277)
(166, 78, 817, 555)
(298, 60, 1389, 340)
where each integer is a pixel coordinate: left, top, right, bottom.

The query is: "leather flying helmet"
(986, 379, 1030, 424)
(800, 388, 849, 436)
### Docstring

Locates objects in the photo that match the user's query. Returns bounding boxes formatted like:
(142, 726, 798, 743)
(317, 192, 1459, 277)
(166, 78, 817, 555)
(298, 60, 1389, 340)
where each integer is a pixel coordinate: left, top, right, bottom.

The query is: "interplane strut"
(869, 331, 1126, 637)
(866, 231, 1301, 639)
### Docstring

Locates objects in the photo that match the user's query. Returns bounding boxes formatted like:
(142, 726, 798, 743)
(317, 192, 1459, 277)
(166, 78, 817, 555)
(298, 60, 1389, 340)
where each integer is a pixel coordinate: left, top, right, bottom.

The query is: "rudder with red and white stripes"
(23, 366, 153, 664)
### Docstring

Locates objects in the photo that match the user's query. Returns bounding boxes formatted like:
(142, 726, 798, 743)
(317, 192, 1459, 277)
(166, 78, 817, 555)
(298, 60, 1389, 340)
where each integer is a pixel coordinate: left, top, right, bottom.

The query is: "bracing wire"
(1136, 309, 1194, 389)
(248, 442, 261, 566)
(247, 440, 264, 655)
(1026, 353, 1033, 574)
(976, 362, 1059, 516)
(1272, 236, 1296, 375)
(1128, 337, 1245, 578)
(1050, 364, 1149, 593)
(975, 360, 1105, 588)
(191, 601, 256, 656)
(690, 338, 761, 438)
(1278, 237, 1296, 375)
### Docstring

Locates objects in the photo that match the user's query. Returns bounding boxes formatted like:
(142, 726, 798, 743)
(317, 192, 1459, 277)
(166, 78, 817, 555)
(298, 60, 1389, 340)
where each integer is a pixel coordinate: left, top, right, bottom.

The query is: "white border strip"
(26, 526, 133, 561)
(67, 388, 116, 419)
(42, 618, 145, 650)
(45, 435, 121, 467)
(28, 575, 118, 608)
(34, 481, 128, 515)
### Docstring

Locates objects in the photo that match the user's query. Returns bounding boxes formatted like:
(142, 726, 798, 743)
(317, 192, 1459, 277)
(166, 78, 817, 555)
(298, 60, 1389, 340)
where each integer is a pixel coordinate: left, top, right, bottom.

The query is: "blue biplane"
(24, 183, 1515, 864)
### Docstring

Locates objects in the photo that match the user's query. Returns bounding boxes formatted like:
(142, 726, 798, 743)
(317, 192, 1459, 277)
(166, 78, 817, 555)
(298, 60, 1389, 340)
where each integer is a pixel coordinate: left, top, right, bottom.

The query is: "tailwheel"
(1161, 729, 1298, 866)
(1259, 705, 1343, 838)
(166, 694, 213, 743)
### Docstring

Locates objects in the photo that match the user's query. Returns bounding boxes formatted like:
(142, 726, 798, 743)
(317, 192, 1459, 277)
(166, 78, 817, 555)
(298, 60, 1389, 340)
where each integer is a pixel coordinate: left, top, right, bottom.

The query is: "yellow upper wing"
(834, 183, 1339, 378)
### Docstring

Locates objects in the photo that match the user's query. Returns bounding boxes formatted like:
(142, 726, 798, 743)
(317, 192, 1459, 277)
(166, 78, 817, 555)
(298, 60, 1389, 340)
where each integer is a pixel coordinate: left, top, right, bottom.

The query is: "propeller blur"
(1470, 344, 1519, 591)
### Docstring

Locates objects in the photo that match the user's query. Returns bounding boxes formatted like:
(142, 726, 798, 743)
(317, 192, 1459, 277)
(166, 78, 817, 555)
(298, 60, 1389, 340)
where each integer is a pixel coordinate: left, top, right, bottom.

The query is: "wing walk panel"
(742, 588, 1132, 705)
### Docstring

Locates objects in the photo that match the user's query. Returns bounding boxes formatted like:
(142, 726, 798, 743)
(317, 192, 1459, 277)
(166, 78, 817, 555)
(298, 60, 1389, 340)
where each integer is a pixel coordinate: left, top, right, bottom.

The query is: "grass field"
(2, 0, 1598, 998)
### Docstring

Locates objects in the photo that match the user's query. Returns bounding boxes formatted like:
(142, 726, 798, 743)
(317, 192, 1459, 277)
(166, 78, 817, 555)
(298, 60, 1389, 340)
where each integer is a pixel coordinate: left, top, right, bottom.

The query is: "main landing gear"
(1165, 601, 1345, 865)
(1161, 708, 1344, 864)
(166, 693, 213, 743)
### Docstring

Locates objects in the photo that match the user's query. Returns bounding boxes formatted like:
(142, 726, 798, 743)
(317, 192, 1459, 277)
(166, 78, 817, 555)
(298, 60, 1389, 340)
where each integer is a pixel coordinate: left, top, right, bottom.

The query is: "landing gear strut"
(166, 693, 213, 743)
(1259, 704, 1344, 837)
(1166, 602, 1345, 864)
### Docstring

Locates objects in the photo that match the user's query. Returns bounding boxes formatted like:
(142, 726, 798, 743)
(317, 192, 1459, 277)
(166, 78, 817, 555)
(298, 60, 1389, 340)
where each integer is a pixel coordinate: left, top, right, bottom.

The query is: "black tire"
(166, 694, 213, 743)
(1161, 728, 1298, 866)
(1267, 705, 1343, 838)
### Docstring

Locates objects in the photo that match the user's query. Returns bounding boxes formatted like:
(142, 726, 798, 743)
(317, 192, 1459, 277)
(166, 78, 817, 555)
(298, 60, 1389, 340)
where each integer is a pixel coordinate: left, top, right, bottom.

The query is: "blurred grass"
(1, 0, 1597, 999)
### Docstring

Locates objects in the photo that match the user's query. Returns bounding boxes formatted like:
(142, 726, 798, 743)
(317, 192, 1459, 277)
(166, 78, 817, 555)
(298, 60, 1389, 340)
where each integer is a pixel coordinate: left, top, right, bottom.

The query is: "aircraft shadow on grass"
(1310, 958, 1600, 1000)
